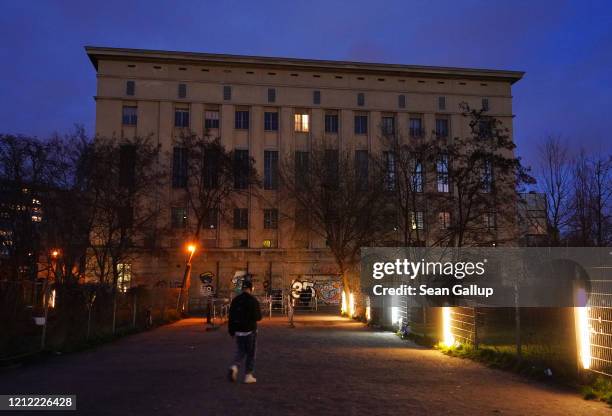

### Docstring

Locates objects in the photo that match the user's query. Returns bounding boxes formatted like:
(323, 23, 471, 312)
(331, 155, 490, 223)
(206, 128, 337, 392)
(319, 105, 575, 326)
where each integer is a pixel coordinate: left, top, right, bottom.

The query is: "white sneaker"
(243, 373, 257, 384)
(228, 365, 238, 382)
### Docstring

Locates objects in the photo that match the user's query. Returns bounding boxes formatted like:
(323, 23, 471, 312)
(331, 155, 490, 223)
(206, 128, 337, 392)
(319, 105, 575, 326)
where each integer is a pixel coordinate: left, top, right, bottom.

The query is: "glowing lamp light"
(365, 306, 371, 322)
(348, 293, 356, 317)
(341, 291, 347, 315)
(575, 288, 592, 370)
(50, 249, 60, 259)
(391, 306, 400, 325)
(442, 307, 455, 347)
(186, 244, 197, 254)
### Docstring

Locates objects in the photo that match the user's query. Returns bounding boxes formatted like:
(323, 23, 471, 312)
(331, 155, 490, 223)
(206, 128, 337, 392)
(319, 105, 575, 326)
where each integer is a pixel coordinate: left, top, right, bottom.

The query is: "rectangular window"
(233, 149, 249, 189)
(481, 159, 493, 193)
(478, 119, 493, 138)
(294, 113, 310, 132)
(126, 80, 135, 96)
(357, 93, 365, 106)
(313, 90, 321, 105)
(117, 263, 132, 293)
(223, 85, 232, 100)
(178, 83, 187, 98)
(436, 154, 449, 193)
(325, 114, 339, 133)
(295, 151, 309, 190)
(438, 96, 446, 110)
(482, 98, 489, 111)
(412, 159, 423, 193)
(204, 208, 218, 229)
(325, 149, 339, 188)
(119, 145, 136, 190)
(355, 150, 368, 191)
(233, 208, 248, 229)
(203, 148, 220, 189)
(264, 209, 278, 229)
(435, 118, 449, 138)
(175, 108, 190, 128)
(411, 211, 424, 230)
(122, 106, 137, 125)
(264, 150, 278, 190)
(410, 118, 423, 138)
(204, 111, 219, 129)
(381, 116, 395, 136)
(354, 115, 368, 135)
(235, 111, 249, 130)
(233, 239, 248, 248)
(264, 112, 278, 131)
(267, 88, 276, 103)
(398, 95, 406, 109)
(438, 212, 451, 229)
(384, 151, 396, 191)
(172, 146, 188, 188)
(484, 212, 497, 231)
(171, 207, 187, 229)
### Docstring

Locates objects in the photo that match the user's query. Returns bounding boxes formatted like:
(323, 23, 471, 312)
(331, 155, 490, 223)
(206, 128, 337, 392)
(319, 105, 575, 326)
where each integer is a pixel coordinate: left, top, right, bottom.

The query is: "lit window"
(411, 211, 424, 230)
(294, 113, 309, 132)
(117, 263, 132, 293)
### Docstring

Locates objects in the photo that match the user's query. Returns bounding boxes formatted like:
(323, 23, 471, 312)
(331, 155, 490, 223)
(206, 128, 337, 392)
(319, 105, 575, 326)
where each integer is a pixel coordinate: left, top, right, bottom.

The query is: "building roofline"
(85, 46, 525, 84)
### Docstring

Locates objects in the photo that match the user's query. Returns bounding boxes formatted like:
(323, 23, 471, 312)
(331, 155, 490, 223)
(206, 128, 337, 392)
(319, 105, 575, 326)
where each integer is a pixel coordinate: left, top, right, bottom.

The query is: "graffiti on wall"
(290, 277, 342, 305)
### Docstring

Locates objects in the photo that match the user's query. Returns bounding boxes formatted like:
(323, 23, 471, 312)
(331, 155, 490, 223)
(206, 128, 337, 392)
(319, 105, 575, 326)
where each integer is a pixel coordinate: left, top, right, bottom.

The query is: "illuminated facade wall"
(86, 47, 522, 300)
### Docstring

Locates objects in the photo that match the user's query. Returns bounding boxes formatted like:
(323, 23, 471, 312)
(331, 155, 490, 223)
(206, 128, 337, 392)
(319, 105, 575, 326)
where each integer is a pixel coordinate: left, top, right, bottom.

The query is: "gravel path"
(0, 314, 608, 415)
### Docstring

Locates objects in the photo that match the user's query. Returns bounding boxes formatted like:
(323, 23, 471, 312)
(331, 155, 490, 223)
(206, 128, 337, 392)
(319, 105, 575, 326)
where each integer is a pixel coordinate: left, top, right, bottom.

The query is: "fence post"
(87, 306, 92, 341)
(132, 292, 138, 329)
(288, 295, 294, 328)
(40, 283, 50, 351)
(112, 292, 117, 335)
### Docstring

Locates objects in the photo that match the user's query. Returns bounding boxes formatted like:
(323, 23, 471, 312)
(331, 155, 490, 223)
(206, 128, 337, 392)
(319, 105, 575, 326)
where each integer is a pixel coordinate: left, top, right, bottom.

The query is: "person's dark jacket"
(228, 292, 262, 336)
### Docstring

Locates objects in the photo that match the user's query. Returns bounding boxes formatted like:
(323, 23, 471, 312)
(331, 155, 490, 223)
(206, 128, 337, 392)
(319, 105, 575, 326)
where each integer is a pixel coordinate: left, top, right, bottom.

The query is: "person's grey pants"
(233, 332, 257, 374)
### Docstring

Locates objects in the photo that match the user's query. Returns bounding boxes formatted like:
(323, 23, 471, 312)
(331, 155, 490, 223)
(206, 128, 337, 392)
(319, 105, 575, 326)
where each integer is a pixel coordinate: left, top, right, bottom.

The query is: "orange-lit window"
(294, 113, 309, 132)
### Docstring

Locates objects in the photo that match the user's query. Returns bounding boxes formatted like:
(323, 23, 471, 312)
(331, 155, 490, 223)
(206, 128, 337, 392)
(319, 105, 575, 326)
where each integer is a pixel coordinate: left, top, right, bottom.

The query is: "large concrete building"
(85, 46, 523, 306)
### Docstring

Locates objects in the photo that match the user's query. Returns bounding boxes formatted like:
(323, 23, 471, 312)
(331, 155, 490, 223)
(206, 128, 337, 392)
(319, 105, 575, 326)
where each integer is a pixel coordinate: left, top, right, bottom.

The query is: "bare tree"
(86, 136, 163, 288)
(567, 151, 612, 246)
(431, 103, 534, 248)
(537, 136, 572, 245)
(279, 144, 389, 302)
(173, 133, 259, 310)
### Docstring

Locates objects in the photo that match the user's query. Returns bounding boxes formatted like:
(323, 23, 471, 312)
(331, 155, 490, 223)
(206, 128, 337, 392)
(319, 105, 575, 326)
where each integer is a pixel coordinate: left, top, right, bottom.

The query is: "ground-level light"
(574, 288, 592, 370)
(442, 306, 455, 347)
(348, 293, 356, 317)
(391, 306, 401, 326)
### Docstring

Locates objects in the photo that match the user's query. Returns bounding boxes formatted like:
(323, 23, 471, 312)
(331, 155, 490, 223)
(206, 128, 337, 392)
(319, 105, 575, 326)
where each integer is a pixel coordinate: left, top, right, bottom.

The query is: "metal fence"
(0, 280, 180, 361)
(587, 278, 612, 377)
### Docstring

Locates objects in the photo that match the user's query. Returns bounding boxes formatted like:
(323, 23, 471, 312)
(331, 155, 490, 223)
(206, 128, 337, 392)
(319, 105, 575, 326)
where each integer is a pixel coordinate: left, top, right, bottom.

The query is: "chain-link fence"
(0, 280, 180, 361)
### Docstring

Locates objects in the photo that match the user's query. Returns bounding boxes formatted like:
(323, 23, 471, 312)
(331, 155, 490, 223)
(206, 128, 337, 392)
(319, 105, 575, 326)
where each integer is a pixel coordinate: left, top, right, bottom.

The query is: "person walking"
(227, 279, 262, 384)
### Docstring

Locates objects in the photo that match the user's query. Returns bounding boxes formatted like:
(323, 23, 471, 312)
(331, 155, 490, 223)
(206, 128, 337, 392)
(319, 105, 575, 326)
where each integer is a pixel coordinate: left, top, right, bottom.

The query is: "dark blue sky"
(1, 0, 610, 168)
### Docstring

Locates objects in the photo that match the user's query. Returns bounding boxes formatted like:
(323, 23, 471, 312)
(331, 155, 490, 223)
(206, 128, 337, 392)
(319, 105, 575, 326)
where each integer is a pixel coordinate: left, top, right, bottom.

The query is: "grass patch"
(581, 377, 612, 405)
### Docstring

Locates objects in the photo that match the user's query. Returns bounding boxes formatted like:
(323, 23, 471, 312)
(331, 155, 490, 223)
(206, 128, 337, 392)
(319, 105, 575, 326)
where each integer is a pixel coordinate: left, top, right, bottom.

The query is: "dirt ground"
(0, 314, 608, 415)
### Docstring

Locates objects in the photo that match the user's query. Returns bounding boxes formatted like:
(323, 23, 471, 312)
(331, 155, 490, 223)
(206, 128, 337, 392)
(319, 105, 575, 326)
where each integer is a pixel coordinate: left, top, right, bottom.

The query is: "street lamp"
(177, 242, 198, 312)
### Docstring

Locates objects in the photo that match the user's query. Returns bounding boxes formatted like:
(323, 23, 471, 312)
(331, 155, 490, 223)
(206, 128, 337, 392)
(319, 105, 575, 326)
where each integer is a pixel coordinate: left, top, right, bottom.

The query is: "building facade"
(86, 46, 523, 306)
